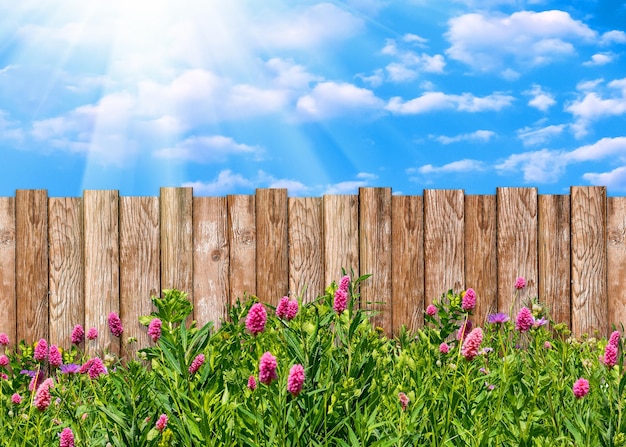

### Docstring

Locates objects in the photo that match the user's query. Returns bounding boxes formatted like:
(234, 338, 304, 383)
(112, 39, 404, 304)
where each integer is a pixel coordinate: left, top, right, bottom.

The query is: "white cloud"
(517, 124, 565, 146)
(296, 81, 384, 120)
(183, 170, 254, 195)
(0, 65, 18, 75)
(381, 36, 445, 83)
(265, 58, 322, 90)
(154, 136, 260, 163)
(583, 166, 626, 191)
(601, 30, 626, 45)
(583, 52, 615, 66)
(355, 69, 385, 88)
(324, 180, 369, 194)
(431, 130, 495, 144)
(446, 10, 596, 73)
(403, 33, 428, 47)
(0, 110, 24, 142)
(524, 84, 556, 112)
(418, 159, 485, 174)
(387, 91, 514, 114)
(566, 136, 626, 162)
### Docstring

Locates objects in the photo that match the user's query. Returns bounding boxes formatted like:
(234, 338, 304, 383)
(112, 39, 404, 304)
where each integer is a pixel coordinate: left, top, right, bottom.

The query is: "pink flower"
(603, 343, 618, 368)
(514, 277, 526, 290)
(259, 351, 278, 385)
(59, 427, 75, 447)
(461, 327, 483, 361)
(29, 370, 45, 391)
(0, 373, 6, 380)
(398, 392, 409, 411)
(247, 375, 257, 391)
(0, 333, 9, 346)
(70, 325, 84, 345)
(426, 304, 437, 316)
(189, 353, 205, 375)
(339, 275, 351, 291)
(609, 330, 621, 347)
(543, 341, 552, 350)
(286, 299, 299, 320)
(0, 354, 8, 367)
(246, 303, 267, 336)
(86, 327, 98, 340)
(80, 357, 107, 379)
(49, 345, 62, 368)
(515, 307, 534, 333)
(155, 414, 168, 432)
(148, 318, 162, 342)
(108, 312, 124, 337)
(276, 296, 298, 321)
(461, 288, 476, 311)
(333, 288, 348, 314)
(573, 378, 590, 399)
(34, 339, 48, 362)
(11, 393, 21, 404)
(287, 364, 305, 397)
(456, 320, 473, 341)
(34, 378, 54, 411)
(439, 342, 450, 354)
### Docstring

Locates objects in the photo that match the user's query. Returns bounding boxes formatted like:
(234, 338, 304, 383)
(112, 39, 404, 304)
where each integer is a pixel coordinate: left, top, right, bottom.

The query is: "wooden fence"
(0, 186, 623, 355)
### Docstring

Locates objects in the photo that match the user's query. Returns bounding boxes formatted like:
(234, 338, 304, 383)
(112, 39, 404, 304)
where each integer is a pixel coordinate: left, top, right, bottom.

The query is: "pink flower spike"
(34, 339, 48, 362)
(259, 351, 278, 385)
(247, 375, 257, 391)
(514, 277, 526, 290)
(609, 330, 621, 348)
(339, 275, 351, 291)
(246, 303, 267, 336)
(70, 325, 84, 345)
(189, 353, 205, 375)
(398, 392, 409, 411)
(333, 288, 348, 314)
(49, 345, 63, 368)
(0, 333, 9, 346)
(0, 354, 8, 367)
(461, 327, 483, 361)
(285, 299, 299, 321)
(287, 364, 305, 397)
(276, 296, 290, 319)
(11, 393, 21, 404)
(59, 427, 75, 447)
(515, 307, 534, 333)
(34, 378, 54, 411)
(86, 327, 98, 340)
(148, 318, 162, 342)
(604, 343, 618, 368)
(426, 304, 437, 316)
(108, 312, 124, 337)
(456, 320, 473, 341)
(439, 342, 450, 354)
(155, 414, 168, 432)
(573, 378, 590, 399)
(462, 288, 476, 311)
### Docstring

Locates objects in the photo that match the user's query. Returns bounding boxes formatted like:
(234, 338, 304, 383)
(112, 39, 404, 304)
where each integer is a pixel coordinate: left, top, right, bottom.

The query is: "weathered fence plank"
(0, 198, 16, 345)
(424, 189, 465, 306)
(538, 195, 571, 327)
(48, 198, 83, 349)
(256, 189, 288, 305)
(84, 190, 120, 355)
(323, 195, 359, 287)
(391, 195, 424, 332)
(193, 196, 229, 329)
(465, 195, 497, 325)
(228, 195, 256, 302)
(608, 197, 626, 332)
(288, 197, 323, 303)
(16, 190, 48, 345)
(120, 197, 160, 355)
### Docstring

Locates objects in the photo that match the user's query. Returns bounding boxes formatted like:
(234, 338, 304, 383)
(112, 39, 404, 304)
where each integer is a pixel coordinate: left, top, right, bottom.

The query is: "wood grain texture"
(391, 195, 424, 332)
(424, 190, 465, 307)
(48, 198, 84, 349)
(193, 197, 229, 329)
(16, 190, 49, 344)
(0, 198, 16, 345)
(120, 197, 160, 357)
(227, 195, 256, 302)
(465, 195, 497, 326)
(359, 188, 392, 334)
(538, 195, 571, 328)
(570, 187, 607, 337)
(256, 189, 288, 306)
(608, 197, 626, 331)
(322, 195, 359, 286)
(84, 190, 120, 356)
(288, 197, 323, 303)
(496, 188, 538, 316)
(160, 187, 193, 301)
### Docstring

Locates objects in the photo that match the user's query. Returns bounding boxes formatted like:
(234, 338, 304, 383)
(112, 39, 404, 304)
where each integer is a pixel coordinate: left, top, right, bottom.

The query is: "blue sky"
(1, 0, 626, 197)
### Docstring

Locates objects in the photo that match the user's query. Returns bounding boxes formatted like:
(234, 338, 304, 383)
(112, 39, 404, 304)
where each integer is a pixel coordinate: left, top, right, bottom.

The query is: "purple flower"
(487, 313, 510, 324)
(246, 303, 267, 336)
(461, 327, 483, 361)
(108, 312, 124, 337)
(259, 351, 278, 385)
(59, 427, 75, 447)
(155, 414, 168, 432)
(287, 364, 305, 397)
(60, 364, 80, 375)
(49, 345, 62, 368)
(247, 375, 257, 391)
(0, 333, 9, 346)
(461, 288, 476, 311)
(457, 320, 473, 341)
(11, 393, 21, 404)
(573, 378, 590, 399)
(515, 307, 534, 333)
(514, 277, 526, 290)
(189, 353, 205, 375)
(148, 318, 162, 342)
(333, 288, 348, 314)
(86, 327, 98, 340)
(439, 342, 450, 354)
(398, 392, 409, 411)
(532, 317, 548, 328)
(71, 325, 84, 345)
(426, 304, 437, 316)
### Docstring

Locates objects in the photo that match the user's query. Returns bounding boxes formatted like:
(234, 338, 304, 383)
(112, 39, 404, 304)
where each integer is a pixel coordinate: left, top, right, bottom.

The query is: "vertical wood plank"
(194, 197, 229, 329)
(538, 195, 571, 328)
(160, 187, 193, 302)
(256, 189, 288, 305)
(496, 187, 538, 316)
(608, 197, 626, 331)
(359, 188, 392, 334)
(288, 197, 323, 303)
(0, 198, 16, 346)
(424, 190, 465, 306)
(392, 195, 424, 332)
(571, 186, 607, 337)
(228, 195, 256, 302)
(16, 190, 48, 344)
(84, 190, 120, 355)
(465, 195, 497, 325)
(48, 198, 84, 349)
(322, 195, 359, 286)
(120, 197, 160, 356)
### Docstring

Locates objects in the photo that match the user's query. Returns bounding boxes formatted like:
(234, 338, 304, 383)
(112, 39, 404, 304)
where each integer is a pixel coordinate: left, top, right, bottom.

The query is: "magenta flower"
(59, 427, 75, 447)
(573, 378, 590, 399)
(80, 357, 107, 379)
(339, 275, 351, 291)
(34, 378, 54, 411)
(0, 354, 8, 367)
(11, 393, 21, 404)
(246, 303, 267, 336)
(287, 364, 305, 397)
(34, 339, 48, 362)
(49, 345, 63, 368)
(286, 299, 299, 320)
(70, 325, 84, 345)
(28, 370, 45, 391)
(0, 333, 9, 346)
(259, 351, 278, 385)
(148, 318, 162, 342)
(609, 330, 621, 347)
(398, 392, 409, 411)
(515, 307, 534, 333)
(461, 327, 483, 361)
(514, 277, 526, 290)
(456, 320, 473, 341)
(333, 288, 348, 314)
(155, 414, 168, 432)
(462, 288, 476, 311)
(108, 312, 124, 337)
(276, 297, 298, 321)
(603, 343, 618, 367)
(86, 327, 98, 340)
(426, 304, 437, 316)
(439, 342, 450, 354)
(487, 313, 510, 324)
(247, 375, 257, 391)
(189, 353, 205, 375)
